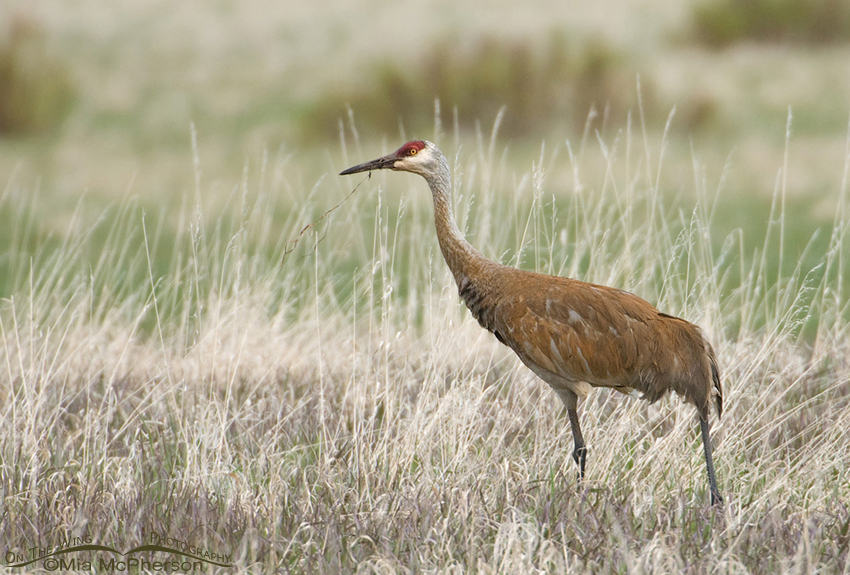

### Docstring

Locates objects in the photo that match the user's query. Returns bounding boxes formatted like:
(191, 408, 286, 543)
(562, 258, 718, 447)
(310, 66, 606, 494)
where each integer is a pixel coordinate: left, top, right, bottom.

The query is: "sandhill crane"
(341, 140, 723, 505)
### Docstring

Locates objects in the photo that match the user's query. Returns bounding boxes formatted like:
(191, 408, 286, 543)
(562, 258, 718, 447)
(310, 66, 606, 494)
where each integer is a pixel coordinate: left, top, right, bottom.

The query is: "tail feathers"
(710, 352, 723, 419)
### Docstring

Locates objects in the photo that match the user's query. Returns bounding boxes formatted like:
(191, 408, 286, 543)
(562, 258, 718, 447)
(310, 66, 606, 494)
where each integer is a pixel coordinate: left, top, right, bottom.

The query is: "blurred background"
(1, 0, 849, 234)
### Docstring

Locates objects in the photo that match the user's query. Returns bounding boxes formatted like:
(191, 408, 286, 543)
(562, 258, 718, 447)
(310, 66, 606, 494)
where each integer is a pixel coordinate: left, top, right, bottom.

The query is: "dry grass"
(2, 120, 850, 573)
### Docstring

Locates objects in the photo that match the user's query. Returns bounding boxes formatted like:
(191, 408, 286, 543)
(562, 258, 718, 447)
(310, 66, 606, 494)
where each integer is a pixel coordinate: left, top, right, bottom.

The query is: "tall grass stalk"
(1, 120, 848, 572)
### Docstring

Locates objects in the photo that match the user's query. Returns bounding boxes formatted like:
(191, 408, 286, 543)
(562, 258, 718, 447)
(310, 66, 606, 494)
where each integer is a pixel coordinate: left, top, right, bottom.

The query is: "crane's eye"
(408, 148, 417, 156)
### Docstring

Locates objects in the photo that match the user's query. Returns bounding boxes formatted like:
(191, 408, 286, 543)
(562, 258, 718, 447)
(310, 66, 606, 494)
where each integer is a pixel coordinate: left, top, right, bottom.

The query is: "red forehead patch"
(395, 140, 426, 157)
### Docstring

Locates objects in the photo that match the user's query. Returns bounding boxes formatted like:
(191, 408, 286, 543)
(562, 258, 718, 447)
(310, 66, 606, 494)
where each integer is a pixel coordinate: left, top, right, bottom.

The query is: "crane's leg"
(699, 416, 723, 506)
(568, 407, 587, 480)
(556, 389, 587, 480)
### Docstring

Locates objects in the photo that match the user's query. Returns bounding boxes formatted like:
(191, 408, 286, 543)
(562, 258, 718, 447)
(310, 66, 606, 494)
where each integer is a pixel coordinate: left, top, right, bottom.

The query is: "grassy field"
(2, 0, 850, 573)
(2, 120, 850, 572)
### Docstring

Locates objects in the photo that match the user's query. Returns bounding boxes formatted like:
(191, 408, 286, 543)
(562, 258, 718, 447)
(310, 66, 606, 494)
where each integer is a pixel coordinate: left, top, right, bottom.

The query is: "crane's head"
(339, 140, 440, 178)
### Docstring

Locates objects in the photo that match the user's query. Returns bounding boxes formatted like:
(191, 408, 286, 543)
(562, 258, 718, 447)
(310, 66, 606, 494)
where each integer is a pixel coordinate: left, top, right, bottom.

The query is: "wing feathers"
(488, 271, 719, 417)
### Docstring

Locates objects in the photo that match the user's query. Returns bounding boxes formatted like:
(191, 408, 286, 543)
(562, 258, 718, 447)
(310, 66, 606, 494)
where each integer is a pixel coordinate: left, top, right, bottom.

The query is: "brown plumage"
(341, 140, 723, 505)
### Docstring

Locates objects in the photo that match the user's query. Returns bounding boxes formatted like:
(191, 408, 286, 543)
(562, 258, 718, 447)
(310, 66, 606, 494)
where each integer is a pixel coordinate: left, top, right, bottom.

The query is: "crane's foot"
(573, 446, 588, 481)
(710, 489, 724, 506)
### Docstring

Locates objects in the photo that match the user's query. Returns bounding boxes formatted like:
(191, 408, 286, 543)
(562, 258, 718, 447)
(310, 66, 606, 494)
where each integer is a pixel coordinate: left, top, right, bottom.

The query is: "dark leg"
(700, 416, 723, 506)
(568, 408, 588, 480)
(555, 389, 588, 480)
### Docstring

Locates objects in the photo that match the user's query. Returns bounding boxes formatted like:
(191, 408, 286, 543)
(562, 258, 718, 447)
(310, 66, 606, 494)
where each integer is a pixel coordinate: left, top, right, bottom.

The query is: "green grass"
(691, 0, 850, 46)
(2, 121, 849, 572)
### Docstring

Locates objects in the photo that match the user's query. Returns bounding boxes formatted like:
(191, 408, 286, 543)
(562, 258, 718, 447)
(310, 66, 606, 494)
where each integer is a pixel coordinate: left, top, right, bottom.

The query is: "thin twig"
(282, 174, 370, 263)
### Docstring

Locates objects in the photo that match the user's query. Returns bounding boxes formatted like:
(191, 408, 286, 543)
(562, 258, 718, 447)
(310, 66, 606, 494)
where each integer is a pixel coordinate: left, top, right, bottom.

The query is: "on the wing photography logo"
(4, 530, 234, 572)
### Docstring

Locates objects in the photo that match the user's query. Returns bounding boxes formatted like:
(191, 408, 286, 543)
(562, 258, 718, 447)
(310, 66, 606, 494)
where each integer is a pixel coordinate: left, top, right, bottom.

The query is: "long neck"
(424, 157, 492, 286)
(424, 152, 503, 333)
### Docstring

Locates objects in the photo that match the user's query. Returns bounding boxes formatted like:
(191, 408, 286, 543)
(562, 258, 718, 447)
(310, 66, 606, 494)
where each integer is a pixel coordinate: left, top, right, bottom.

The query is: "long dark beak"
(339, 154, 396, 176)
